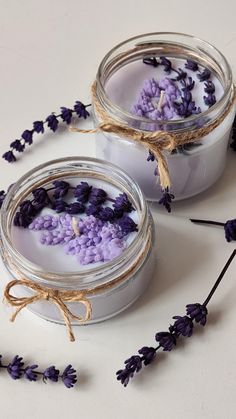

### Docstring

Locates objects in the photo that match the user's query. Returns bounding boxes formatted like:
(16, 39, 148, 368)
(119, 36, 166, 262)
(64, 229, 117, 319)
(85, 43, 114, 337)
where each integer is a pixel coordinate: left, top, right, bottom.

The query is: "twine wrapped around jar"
(70, 82, 236, 191)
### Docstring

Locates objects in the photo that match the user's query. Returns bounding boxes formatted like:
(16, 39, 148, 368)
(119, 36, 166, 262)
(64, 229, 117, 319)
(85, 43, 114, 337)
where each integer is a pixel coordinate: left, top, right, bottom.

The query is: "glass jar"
(94, 32, 235, 201)
(0, 157, 154, 326)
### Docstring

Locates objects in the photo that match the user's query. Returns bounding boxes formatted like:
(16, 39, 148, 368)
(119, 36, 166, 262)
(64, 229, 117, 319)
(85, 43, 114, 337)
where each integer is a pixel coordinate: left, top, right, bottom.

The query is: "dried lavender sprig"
(158, 188, 175, 213)
(0, 178, 136, 232)
(2, 101, 91, 163)
(0, 354, 77, 388)
(230, 114, 236, 151)
(190, 218, 236, 242)
(116, 249, 236, 386)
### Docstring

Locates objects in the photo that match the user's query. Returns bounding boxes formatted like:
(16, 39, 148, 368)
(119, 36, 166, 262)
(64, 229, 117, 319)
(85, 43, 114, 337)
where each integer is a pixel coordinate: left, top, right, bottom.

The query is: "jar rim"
(0, 156, 152, 289)
(96, 31, 233, 129)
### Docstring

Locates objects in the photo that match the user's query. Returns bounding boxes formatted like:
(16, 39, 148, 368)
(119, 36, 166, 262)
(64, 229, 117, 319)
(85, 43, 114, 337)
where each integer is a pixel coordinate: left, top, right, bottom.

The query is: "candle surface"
(105, 58, 224, 122)
(11, 178, 139, 273)
(96, 56, 234, 201)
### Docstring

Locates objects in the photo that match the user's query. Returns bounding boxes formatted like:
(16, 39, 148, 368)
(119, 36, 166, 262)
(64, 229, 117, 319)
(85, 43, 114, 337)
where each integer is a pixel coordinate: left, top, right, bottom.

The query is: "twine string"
(70, 81, 236, 190)
(4, 279, 92, 342)
(3, 226, 151, 341)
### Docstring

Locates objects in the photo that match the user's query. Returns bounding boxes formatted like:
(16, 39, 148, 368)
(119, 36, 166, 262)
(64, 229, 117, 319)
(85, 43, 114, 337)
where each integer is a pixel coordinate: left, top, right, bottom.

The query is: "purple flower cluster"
(224, 219, 236, 242)
(0, 354, 77, 388)
(158, 187, 175, 213)
(230, 114, 236, 152)
(2, 101, 90, 163)
(131, 77, 181, 120)
(30, 214, 136, 265)
(10, 177, 136, 229)
(116, 249, 236, 387)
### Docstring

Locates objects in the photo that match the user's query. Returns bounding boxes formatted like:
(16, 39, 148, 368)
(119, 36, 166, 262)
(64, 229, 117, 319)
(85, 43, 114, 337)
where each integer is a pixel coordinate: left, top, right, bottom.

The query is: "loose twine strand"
(3, 227, 152, 342)
(70, 81, 236, 190)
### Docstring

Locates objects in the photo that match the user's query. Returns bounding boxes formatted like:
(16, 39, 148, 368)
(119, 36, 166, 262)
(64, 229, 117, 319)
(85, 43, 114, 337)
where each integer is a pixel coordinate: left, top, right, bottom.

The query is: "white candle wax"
(0, 158, 155, 326)
(11, 178, 139, 274)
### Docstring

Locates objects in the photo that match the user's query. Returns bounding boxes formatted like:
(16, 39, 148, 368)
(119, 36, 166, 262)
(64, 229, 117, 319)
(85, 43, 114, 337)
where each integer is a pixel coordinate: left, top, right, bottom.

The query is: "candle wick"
(71, 217, 80, 236)
(157, 90, 165, 111)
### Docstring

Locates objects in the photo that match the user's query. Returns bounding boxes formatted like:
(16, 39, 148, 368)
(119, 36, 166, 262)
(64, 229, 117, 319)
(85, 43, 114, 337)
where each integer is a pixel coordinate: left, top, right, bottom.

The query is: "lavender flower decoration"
(0, 190, 6, 208)
(2, 101, 90, 163)
(0, 354, 77, 388)
(230, 114, 236, 151)
(61, 365, 77, 388)
(116, 249, 236, 386)
(158, 188, 175, 213)
(190, 218, 236, 242)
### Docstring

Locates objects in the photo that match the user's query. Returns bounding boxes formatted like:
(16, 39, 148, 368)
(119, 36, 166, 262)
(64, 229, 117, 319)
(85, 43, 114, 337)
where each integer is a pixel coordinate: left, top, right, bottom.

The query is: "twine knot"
(4, 279, 92, 342)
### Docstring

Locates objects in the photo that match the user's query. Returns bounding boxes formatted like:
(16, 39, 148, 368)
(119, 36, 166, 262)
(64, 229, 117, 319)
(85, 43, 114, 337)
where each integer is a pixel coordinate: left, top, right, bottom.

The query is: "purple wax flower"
(24, 365, 38, 382)
(185, 59, 199, 71)
(61, 365, 77, 388)
(224, 219, 236, 242)
(74, 101, 90, 119)
(29, 215, 59, 231)
(33, 120, 44, 133)
(43, 366, 60, 383)
(88, 188, 107, 205)
(10, 140, 25, 152)
(2, 150, 16, 163)
(131, 77, 181, 121)
(46, 114, 59, 132)
(113, 193, 134, 213)
(7, 355, 24, 380)
(60, 107, 73, 124)
(40, 228, 73, 245)
(74, 181, 92, 203)
(171, 315, 194, 337)
(138, 347, 156, 365)
(155, 331, 176, 351)
(53, 180, 70, 199)
(186, 303, 208, 326)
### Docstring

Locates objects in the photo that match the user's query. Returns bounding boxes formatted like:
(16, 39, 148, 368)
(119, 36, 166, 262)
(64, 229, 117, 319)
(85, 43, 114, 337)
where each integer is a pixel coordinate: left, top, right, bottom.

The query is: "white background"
(0, 1, 236, 418)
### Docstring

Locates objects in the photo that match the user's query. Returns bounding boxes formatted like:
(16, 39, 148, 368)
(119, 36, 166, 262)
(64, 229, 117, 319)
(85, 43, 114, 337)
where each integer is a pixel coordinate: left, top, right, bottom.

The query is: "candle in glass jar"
(94, 33, 235, 201)
(0, 158, 154, 326)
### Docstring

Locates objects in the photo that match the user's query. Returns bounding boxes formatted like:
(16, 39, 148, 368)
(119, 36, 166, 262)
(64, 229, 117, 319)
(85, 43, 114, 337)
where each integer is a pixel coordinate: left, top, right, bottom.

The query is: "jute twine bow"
(70, 81, 236, 190)
(4, 279, 92, 342)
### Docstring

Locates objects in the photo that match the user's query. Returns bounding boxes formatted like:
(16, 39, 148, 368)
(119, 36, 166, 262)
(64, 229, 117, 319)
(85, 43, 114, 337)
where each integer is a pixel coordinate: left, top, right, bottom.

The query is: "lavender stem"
(203, 249, 236, 306)
(190, 218, 225, 227)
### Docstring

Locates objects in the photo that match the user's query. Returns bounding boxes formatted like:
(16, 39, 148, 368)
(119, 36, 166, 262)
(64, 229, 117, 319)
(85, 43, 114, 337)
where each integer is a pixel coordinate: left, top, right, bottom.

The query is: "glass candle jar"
(0, 157, 154, 330)
(94, 32, 235, 201)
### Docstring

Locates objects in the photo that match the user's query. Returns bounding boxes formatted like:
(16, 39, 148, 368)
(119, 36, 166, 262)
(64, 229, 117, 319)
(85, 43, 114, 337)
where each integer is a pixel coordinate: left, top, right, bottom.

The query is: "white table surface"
(0, 1, 236, 418)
